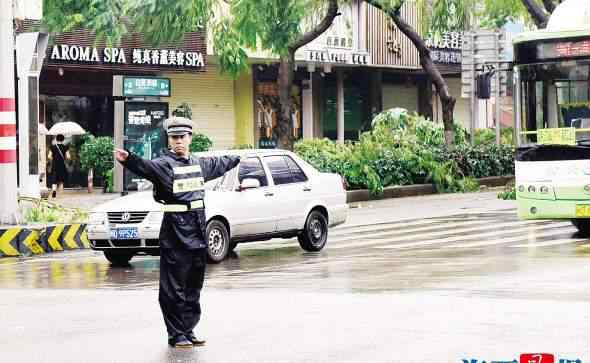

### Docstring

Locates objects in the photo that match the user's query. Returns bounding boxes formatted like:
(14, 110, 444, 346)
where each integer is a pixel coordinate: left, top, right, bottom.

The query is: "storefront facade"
(36, 27, 247, 191)
(249, 0, 376, 146)
(250, 1, 432, 146)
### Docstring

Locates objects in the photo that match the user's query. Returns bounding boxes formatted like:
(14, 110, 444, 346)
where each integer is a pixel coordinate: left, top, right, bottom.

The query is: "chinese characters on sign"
(131, 48, 204, 67)
(49, 45, 205, 68)
(123, 77, 171, 97)
(128, 110, 154, 126)
(386, 20, 402, 57)
(555, 40, 590, 57)
(537, 127, 577, 146)
(538, 40, 590, 60)
(426, 32, 463, 65)
(326, 36, 353, 49)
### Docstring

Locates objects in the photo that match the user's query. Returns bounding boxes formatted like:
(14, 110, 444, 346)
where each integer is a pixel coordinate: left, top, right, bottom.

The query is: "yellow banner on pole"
(537, 128, 576, 145)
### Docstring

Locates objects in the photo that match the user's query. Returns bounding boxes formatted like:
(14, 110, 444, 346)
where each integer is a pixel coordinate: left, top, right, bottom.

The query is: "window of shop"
(255, 82, 303, 148)
(322, 78, 369, 141)
(42, 95, 114, 188)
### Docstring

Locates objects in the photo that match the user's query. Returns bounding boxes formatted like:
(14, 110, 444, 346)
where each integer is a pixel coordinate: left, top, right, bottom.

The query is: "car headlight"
(89, 212, 106, 225)
(147, 211, 164, 223)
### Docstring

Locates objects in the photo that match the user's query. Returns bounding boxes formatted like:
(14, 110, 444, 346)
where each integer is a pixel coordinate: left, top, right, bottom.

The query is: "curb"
(346, 175, 514, 203)
(0, 224, 89, 258)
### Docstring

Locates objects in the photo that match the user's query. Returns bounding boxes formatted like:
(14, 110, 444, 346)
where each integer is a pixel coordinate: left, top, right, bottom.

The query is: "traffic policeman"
(114, 116, 240, 348)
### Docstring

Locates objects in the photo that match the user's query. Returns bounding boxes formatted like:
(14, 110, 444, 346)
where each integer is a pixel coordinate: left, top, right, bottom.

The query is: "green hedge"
(79, 136, 114, 179)
(190, 133, 213, 152)
(295, 108, 514, 195)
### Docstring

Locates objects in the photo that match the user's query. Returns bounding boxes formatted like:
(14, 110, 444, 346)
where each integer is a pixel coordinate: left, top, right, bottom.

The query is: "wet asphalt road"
(1, 192, 590, 362)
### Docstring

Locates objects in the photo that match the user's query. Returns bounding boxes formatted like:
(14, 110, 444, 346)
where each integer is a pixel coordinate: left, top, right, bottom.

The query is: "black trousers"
(159, 248, 207, 339)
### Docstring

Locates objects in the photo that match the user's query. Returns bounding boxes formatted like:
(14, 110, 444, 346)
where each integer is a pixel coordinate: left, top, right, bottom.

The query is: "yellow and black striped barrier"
(0, 224, 90, 257)
(0, 228, 22, 257)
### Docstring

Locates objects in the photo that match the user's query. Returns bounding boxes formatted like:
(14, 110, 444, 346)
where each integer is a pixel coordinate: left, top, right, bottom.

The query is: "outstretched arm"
(199, 155, 241, 182)
(114, 148, 168, 185)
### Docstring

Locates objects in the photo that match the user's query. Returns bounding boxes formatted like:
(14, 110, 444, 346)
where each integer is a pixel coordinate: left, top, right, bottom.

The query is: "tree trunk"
(365, 0, 456, 145)
(521, 0, 549, 28)
(272, 0, 339, 150)
(276, 52, 296, 150)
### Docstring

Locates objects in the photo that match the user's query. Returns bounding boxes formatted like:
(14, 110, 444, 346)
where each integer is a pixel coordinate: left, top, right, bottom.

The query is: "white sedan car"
(87, 149, 348, 265)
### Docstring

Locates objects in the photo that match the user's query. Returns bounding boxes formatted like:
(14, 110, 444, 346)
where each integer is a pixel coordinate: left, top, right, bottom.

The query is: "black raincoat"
(120, 150, 240, 340)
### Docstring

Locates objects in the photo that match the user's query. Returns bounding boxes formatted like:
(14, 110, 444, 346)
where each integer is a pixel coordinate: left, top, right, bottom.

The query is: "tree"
(365, 0, 473, 145)
(43, 0, 215, 45)
(480, 0, 560, 29)
(214, 0, 339, 150)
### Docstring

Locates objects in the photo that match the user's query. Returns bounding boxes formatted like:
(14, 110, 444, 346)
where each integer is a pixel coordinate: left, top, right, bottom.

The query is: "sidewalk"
(48, 188, 121, 211)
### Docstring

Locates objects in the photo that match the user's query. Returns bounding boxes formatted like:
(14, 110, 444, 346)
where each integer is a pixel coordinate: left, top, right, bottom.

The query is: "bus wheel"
(572, 219, 590, 236)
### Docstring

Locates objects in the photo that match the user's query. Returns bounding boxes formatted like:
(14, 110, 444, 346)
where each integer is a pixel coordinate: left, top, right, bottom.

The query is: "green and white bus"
(514, 0, 590, 233)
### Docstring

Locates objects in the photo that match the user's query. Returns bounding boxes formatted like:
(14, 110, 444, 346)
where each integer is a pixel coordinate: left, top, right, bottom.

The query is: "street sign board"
(461, 30, 510, 98)
(123, 77, 171, 97)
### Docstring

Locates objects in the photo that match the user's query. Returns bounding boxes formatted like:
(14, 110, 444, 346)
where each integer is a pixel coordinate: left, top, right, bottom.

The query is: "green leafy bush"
(190, 133, 213, 152)
(20, 197, 88, 224)
(442, 144, 515, 178)
(475, 127, 515, 145)
(80, 136, 114, 179)
(105, 169, 114, 193)
(498, 186, 516, 200)
(295, 108, 514, 196)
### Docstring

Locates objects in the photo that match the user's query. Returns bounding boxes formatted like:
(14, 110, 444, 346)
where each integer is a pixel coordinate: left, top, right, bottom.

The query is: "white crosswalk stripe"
(367, 222, 573, 250)
(444, 226, 576, 249)
(330, 220, 567, 250)
(239, 211, 587, 253)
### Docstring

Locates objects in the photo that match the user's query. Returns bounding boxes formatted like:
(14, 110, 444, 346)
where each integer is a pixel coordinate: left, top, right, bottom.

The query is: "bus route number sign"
(537, 128, 576, 146)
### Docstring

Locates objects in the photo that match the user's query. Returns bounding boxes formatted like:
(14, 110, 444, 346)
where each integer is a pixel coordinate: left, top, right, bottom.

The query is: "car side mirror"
(238, 178, 260, 191)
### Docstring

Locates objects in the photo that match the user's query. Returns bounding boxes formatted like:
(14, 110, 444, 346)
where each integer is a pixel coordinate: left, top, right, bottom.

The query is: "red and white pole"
(0, 0, 19, 224)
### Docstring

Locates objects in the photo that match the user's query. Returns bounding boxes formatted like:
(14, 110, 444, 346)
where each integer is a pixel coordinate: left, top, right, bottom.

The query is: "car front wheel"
(104, 251, 133, 266)
(298, 210, 328, 252)
(206, 220, 230, 263)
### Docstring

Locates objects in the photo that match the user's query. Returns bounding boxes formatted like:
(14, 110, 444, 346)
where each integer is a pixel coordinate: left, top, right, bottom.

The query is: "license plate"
(110, 227, 139, 240)
(576, 205, 590, 217)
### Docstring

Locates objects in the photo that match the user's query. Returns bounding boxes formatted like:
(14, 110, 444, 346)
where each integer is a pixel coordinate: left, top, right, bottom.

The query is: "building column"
(302, 73, 314, 140)
(0, 0, 18, 223)
(113, 100, 124, 193)
(337, 70, 345, 144)
(312, 73, 324, 138)
(234, 71, 255, 146)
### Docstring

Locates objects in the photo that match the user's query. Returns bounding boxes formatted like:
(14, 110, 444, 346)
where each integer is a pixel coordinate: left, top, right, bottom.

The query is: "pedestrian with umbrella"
(47, 121, 86, 198)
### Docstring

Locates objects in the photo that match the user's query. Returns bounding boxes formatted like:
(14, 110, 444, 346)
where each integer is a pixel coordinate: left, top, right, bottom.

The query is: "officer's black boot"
(186, 332, 206, 346)
(169, 335, 193, 348)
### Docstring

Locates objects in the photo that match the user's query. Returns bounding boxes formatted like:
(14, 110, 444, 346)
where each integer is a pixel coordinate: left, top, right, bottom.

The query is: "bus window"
(518, 61, 590, 145)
